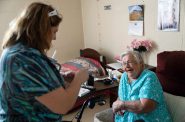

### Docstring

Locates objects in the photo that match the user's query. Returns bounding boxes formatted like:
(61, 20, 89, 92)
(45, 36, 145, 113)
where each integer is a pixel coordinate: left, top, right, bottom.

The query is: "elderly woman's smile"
(122, 54, 144, 82)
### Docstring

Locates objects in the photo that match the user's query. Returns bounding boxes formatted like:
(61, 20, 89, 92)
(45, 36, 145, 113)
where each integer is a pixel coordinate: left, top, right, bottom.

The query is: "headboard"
(80, 48, 107, 73)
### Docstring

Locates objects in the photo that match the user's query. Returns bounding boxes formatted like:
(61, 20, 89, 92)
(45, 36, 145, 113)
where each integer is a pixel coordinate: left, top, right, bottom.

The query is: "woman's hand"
(113, 98, 157, 114)
(112, 99, 125, 115)
(36, 68, 89, 114)
(74, 68, 89, 84)
(63, 71, 75, 83)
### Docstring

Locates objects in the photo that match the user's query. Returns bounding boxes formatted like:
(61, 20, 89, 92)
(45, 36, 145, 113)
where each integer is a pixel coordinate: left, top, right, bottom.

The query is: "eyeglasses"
(122, 61, 137, 66)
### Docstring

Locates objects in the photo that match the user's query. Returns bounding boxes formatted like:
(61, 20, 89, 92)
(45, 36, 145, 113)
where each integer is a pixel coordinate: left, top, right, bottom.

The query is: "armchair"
(94, 92, 185, 122)
(156, 51, 185, 96)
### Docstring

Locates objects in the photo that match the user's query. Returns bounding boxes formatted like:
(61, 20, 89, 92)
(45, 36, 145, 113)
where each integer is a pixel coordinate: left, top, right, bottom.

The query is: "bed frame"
(80, 48, 107, 75)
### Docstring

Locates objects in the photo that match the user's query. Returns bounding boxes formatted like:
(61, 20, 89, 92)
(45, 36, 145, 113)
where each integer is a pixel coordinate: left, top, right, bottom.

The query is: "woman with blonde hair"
(0, 2, 88, 122)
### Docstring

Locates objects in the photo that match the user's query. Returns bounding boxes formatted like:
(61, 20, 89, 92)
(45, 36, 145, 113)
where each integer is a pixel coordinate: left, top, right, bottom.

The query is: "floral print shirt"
(115, 69, 172, 122)
(0, 43, 65, 122)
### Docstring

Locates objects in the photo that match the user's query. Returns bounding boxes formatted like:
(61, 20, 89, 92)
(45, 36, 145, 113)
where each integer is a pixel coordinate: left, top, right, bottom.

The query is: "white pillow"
(164, 92, 185, 122)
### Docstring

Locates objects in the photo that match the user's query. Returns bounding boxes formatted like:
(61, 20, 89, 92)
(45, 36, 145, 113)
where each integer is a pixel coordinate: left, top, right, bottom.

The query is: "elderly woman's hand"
(112, 99, 125, 115)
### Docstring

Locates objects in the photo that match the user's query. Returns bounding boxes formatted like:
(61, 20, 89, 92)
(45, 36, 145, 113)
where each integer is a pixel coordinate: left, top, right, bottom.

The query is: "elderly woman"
(112, 51, 172, 122)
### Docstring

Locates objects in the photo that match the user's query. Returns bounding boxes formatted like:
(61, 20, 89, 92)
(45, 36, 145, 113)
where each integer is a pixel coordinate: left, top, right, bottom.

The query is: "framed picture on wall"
(158, 0, 180, 31)
(128, 5, 144, 36)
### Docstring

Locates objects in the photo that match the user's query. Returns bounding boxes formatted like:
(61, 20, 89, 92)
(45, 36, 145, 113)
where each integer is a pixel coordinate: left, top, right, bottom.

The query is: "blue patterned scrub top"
(0, 43, 65, 122)
(115, 69, 172, 122)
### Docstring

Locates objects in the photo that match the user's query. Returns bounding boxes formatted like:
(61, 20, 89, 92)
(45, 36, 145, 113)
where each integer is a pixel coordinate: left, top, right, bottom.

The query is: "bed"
(59, 48, 109, 112)
(60, 48, 108, 83)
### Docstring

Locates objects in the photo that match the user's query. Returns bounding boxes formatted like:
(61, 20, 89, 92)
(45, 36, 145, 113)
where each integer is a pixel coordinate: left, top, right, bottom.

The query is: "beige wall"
(1, 0, 185, 66)
(81, 0, 185, 66)
(0, 0, 84, 63)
